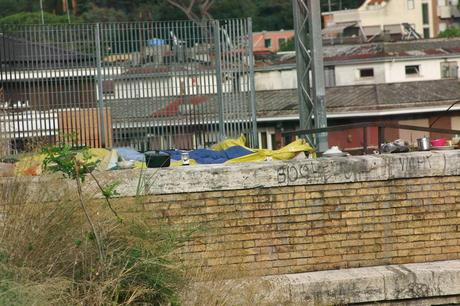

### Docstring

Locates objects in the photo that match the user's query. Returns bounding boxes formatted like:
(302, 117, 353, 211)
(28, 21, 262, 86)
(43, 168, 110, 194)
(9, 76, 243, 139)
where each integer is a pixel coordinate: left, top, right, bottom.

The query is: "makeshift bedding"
(163, 145, 254, 164)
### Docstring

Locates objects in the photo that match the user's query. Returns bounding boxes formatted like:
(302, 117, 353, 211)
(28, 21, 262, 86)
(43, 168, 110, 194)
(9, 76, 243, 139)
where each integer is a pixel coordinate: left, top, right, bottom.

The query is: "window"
(278, 38, 287, 47)
(264, 39, 272, 48)
(325, 66, 336, 87)
(359, 68, 375, 79)
(439, 22, 447, 32)
(441, 61, 459, 79)
(423, 28, 430, 38)
(407, 0, 415, 9)
(405, 65, 420, 76)
(271, 134, 277, 150)
(422, 3, 429, 25)
(102, 80, 114, 95)
(260, 132, 268, 149)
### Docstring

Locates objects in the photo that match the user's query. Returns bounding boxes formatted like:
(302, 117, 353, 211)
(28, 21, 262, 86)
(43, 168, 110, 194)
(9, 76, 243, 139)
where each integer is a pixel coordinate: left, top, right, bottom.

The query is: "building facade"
(254, 38, 460, 89)
(253, 30, 295, 54)
(323, 0, 460, 41)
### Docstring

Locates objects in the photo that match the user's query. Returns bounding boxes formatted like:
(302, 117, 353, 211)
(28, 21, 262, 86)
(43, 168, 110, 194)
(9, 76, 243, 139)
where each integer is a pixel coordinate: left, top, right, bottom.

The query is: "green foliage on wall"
(439, 27, 460, 38)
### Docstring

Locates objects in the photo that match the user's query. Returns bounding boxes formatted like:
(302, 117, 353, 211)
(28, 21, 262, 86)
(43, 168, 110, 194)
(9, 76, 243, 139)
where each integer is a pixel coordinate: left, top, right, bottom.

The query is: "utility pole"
(328, 0, 332, 12)
(292, 0, 328, 152)
(40, 0, 45, 24)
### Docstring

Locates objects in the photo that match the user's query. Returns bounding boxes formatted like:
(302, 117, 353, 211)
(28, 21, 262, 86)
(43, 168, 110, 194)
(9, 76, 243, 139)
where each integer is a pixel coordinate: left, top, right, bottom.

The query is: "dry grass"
(0, 149, 294, 305)
(181, 264, 295, 306)
(0, 174, 192, 306)
(178, 228, 294, 306)
(0, 109, 11, 157)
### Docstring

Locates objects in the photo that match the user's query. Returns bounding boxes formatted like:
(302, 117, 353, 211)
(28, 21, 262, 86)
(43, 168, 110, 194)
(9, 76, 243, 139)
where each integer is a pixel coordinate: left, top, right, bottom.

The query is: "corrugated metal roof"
(258, 38, 460, 67)
(108, 79, 460, 122)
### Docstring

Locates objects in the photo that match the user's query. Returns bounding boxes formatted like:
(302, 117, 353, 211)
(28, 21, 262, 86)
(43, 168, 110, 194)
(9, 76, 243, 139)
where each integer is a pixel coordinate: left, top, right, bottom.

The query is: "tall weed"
(0, 174, 191, 305)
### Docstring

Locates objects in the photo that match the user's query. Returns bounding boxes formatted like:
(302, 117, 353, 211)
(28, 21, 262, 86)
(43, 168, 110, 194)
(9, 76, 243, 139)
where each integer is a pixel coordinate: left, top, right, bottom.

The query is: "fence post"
(95, 23, 107, 148)
(213, 20, 225, 141)
(247, 18, 259, 148)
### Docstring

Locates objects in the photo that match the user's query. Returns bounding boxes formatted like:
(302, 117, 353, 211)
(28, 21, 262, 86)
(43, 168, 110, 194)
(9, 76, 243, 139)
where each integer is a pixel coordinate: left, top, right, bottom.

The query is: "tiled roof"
(0, 34, 91, 66)
(257, 39, 460, 68)
(108, 79, 460, 122)
(325, 39, 460, 62)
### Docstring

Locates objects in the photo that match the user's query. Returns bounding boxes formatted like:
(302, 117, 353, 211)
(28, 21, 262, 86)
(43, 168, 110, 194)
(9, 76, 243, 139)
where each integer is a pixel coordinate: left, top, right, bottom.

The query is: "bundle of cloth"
(163, 145, 253, 165)
(12, 135, 316, 175)
(159, 135, 315, 166)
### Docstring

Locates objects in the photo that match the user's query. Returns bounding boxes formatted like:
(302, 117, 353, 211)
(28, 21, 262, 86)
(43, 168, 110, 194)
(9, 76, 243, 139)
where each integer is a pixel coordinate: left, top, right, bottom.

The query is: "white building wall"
(335, 58, 460, 86)
(330, 0, 435, 38)
(335, 63, 386, 86)
(254, 70, 297, 91)
(110, 56, 460, 97)
(384, 58, 456, 83)
(112, 76, 235, 99)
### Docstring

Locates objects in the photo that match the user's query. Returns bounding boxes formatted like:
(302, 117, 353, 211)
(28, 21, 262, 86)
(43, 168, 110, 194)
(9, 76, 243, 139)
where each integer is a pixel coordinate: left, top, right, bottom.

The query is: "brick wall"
(4, 151, 460, 278)
(115, 175, 460, 277)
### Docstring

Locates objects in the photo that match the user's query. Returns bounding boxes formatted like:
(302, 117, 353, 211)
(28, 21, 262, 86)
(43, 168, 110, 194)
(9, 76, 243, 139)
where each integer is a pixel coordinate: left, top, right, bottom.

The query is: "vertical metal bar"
(242, 18, 252, 142)
(247, 18, 258, 148)
(95, 23, 107, 148)
(44, 25, 55, 145)
(292, 0, 312, 135)
(378, 126, 384, 153)
(309, 0, 328, 152)
(363, 126, 368, 154)
(203, 21, 214, 146)
(85, 24, 95, 148)
(102, 23, 111, 149)
(220, 21, 229, 138)
(213, 20, 225, 141)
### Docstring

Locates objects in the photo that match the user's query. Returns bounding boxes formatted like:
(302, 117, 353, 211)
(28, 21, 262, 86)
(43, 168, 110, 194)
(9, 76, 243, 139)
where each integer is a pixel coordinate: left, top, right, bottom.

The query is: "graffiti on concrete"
(397, 155, 432, 172)
(276, 159, 372, 184)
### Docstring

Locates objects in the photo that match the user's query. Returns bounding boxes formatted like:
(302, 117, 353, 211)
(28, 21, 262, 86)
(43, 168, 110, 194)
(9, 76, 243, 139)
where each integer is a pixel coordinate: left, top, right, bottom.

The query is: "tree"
(253, 0, 293, 32)
(279, 37, 295, 52)
(0, 0, 37, 18)
(211, 0, 256, 21)
(166, 0, 215, 24)
(0, 12, 81, 25)
(81, 4, 128, 22)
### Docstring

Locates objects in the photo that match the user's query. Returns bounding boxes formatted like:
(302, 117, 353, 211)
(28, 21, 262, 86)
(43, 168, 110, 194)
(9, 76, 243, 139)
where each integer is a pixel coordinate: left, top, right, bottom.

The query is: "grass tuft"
(0, 174, 191, 305)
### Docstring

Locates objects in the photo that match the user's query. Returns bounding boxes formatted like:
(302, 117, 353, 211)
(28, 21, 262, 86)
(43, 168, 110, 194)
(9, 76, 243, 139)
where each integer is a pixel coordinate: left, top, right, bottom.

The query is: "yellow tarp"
(225, 139, 315, 164)
(212, 135, 251, 152)
(15, 154, 46, 176)
(15, 148, 111, 176)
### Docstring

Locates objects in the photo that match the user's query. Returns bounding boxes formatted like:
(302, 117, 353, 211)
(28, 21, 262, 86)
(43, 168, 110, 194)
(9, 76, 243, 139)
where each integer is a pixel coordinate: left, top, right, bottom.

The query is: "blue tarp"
(116, 146, 253, 165)
(116, 147, 146, 161)
(163, 146, 253, 164)
(147, 38, 166, 46)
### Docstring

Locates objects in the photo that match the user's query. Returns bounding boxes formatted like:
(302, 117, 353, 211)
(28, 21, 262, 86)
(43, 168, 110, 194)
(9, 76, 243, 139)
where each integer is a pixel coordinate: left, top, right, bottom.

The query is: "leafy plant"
(0, 12, 82, 25)
(439, 27, 460, 38)
(42, 144, 98, 182)
(279, 37, 295, 52)
(42, 144, 106, 261)
(0, 144, 197, 305)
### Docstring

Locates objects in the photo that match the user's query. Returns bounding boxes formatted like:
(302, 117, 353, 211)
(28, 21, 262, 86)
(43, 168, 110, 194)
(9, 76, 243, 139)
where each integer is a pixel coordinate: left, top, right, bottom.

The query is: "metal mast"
(292, 0, 328, 152)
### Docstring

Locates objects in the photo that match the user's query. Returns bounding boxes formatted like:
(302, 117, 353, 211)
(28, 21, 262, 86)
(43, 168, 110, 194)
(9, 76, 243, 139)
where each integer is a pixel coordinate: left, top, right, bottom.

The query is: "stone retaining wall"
(106, 151, 460, 276)
(2, 151, 460, 277)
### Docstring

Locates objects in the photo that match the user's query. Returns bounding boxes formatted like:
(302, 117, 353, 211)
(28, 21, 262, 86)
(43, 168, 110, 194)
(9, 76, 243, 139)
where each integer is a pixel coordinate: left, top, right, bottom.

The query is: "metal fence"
(0, 19, 257, 152)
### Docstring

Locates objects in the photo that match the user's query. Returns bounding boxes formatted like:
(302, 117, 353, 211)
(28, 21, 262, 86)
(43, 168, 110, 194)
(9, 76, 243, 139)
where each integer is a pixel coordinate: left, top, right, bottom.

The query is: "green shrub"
(0, 145, 196, 305)
(0, 12, 81, 25)
(439, 27, 460, 38)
